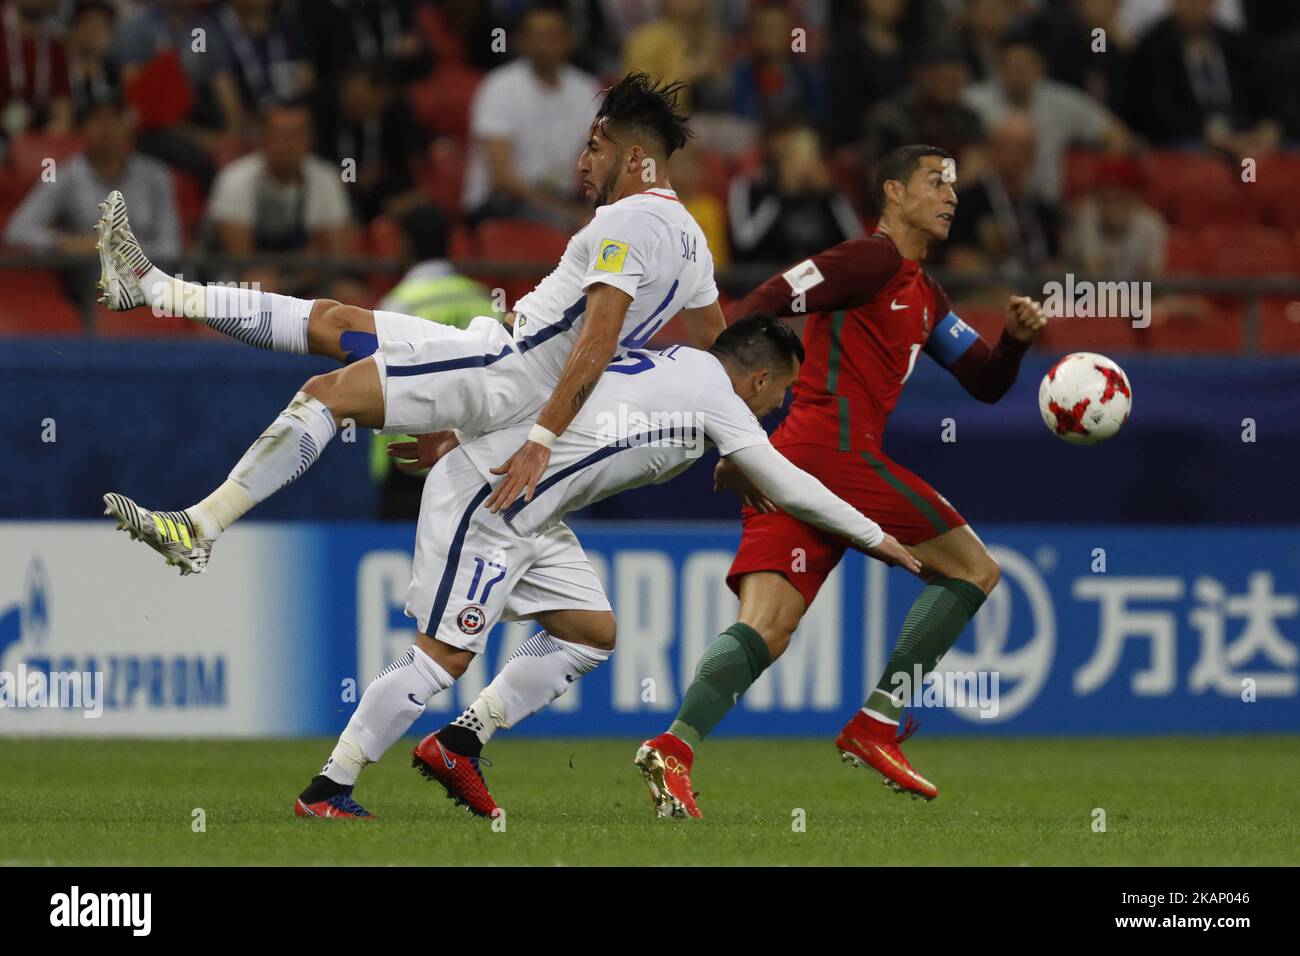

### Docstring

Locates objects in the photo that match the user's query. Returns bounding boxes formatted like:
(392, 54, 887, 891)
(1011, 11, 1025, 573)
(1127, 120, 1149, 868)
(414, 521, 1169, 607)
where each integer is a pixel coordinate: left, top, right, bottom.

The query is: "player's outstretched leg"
(636, 573, 800, 819)
(836, 526, 998, 801)
(417, 621, 613, 816)
(296, 636, 466, 819)
(104, 360, 382, 573)
(96, 189, 354, 358)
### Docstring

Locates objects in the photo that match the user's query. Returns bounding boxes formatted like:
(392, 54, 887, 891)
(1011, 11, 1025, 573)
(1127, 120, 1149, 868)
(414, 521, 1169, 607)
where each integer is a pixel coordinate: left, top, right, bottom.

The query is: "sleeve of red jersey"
(924, 286, 1031, 403)
(728, 237, 901, 320)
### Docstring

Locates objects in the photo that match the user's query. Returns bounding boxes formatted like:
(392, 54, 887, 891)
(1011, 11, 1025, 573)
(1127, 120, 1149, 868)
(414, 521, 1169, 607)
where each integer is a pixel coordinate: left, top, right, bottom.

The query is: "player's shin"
(667, 623, 771, 750)
(863, 575, 987, 722)
(145, 269, 312, 354)
(184, 391, 336, 539)
(315, 644, 456, 791)
(437, 631, 610, 756)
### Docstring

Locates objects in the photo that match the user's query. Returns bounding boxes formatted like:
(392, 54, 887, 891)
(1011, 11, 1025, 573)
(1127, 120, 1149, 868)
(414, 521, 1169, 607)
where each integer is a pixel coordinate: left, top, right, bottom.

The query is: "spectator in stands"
(957, 0, 1017, 81)
(1130, 0, 1279, 155)
(827, 0, 912, 147)
(462, 2, 599, 230)
(205, 97, 352, 291)
(670, 145, 729, 269)
(214, 0, 313, 114)
(1063, 155, 1166, 277)
(373, 203, 496, 518)
(4, 94, 179, 310)
(731, 1, 828, 127)
(66, 1, 118, 116)
(944, 110, 1060, 277)
(963, 33, 1128, 205)
(317, 60, 427, 223)
(0, 0, 73, 136)
(865, 39, 986, 171)
(729, 120, 862, 265)
(1030, 0, 1134, 118)
(111, 0, 246, 187)
(296, 0, 432, 87)
(622, 0, 728, 114)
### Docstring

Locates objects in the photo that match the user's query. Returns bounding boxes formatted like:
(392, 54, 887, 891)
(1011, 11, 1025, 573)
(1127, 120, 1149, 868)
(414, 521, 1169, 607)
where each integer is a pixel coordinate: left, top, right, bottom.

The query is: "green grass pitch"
(4, 736, 1298, 866)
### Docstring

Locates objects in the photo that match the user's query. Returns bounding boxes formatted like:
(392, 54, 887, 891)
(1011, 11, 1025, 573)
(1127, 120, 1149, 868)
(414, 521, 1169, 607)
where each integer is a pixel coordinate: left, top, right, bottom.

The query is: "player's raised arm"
(730, 237, 900, 320)
(680, 299, 727, 348)
(485, 282, 630, 512)
(925, 294, 1047, 403)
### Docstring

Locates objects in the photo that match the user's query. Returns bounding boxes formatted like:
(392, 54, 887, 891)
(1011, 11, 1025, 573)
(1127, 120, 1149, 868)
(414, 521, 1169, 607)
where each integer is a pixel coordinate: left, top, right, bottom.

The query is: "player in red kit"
(636, 145, 1047, 818)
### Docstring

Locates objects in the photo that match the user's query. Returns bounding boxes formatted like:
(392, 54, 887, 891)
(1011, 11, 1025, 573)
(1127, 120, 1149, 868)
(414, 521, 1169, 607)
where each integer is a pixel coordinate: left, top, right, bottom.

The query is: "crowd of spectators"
(2, 0, 1300, 341)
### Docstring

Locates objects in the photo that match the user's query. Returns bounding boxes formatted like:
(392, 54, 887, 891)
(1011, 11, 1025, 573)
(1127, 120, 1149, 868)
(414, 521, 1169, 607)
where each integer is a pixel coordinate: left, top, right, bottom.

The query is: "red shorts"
(727, 442, 967, 606)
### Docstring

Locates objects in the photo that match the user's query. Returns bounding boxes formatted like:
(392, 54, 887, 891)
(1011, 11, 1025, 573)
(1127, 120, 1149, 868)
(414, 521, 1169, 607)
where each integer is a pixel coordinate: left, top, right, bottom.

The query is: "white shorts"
(373, 310, 548, 438)
(405, 444, 610, 653)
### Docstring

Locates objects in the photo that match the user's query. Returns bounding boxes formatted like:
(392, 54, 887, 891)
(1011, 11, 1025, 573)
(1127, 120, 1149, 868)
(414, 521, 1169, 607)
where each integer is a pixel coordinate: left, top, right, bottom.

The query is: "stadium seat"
(1163, 227, 1206, 275)
(1198, 225, 1292, 276)
(476, 219, 571, 262)
(1038, 315, 1140, 353)
(0, 269, 82, 335)
(1061, 149, 1111, 203)
(414, 3, 467, 64)
(368, 216, 403, 260)
(1250, 154, 1300, 230)
(171, 170, 205, 248)
(1258, 298, 1300, 353)
(1142, 151, 1252, 227)
(407, 66, 482, 138)
(420, 137, 469, 216)
(1143, 312, 1243, 353)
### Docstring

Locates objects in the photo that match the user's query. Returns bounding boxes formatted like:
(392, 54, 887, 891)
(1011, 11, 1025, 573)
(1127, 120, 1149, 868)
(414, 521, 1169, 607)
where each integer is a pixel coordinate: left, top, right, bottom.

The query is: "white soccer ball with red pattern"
(1038, 352, 1132, 444)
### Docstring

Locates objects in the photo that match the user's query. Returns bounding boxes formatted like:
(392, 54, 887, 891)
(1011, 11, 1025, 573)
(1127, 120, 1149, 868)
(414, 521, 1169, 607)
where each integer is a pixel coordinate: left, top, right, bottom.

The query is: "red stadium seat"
(1163, 227, 1206, 275)
(1142, 151, 1253, 227)
(368, 215, 403, 260)
(1259, 299, 1300, 354)
(420, 137, 469, 216)
(407, 66, 482, 139)
(477, 218, 571, 262)
(1038, 316, 1140, 353)
(414, 3, 467, 64)
(449, 225, 478, 261)
(1143, 312, 1243, 353)
(1198, 225, 1292, 275)
(1061, 150, 1111, 202)
(1249, 154, 1300, 230)
(0, 269, 82, 335)
(171, 170, 205, 248)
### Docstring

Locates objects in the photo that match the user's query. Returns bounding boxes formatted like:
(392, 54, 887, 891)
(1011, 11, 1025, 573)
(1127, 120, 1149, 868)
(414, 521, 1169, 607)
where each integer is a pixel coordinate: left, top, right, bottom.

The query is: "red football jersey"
(734, 233, 960, 450)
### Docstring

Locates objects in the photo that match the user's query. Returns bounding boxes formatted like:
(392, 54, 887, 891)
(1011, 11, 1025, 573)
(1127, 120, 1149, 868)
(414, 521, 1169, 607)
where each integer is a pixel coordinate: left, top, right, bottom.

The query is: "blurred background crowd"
(2, 0, 1299, 353)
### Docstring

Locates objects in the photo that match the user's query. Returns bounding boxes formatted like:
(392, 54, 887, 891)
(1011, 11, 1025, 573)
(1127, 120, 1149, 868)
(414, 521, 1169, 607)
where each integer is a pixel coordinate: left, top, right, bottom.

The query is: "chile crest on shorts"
(457, 605, 488, 635)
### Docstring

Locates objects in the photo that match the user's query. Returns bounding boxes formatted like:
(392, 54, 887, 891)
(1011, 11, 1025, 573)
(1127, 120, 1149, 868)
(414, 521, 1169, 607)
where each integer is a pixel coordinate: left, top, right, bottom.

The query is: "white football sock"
(322, 644, 455, 786)
(187, 392, 335, 538)
(451, 632, 610, 745)
(143, 267, 311, 354)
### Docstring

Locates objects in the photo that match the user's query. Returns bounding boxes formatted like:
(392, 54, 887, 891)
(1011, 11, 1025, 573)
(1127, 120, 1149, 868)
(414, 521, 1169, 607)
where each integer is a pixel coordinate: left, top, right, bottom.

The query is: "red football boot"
(635, 732, 702, 819)
(412, 732, 499, 817)
(836, 711, 938, 801)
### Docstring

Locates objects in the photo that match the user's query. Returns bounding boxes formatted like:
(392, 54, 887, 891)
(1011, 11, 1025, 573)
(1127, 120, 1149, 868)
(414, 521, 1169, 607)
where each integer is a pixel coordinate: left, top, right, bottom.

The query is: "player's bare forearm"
(485, 284, 630, 513)
(681, 300, 726, 348)
(533, 284, 630, 436)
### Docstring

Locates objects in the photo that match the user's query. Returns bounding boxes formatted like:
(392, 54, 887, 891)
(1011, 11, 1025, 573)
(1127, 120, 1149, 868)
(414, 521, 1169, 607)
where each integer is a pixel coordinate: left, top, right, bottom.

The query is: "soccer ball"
(1038, 352, 1132, 444)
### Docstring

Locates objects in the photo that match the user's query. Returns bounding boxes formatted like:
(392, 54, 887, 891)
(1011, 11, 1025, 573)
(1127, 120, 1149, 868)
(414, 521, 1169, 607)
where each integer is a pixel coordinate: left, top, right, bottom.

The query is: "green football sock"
(668, 623, 771, 750)
(865, 575, 988, 722)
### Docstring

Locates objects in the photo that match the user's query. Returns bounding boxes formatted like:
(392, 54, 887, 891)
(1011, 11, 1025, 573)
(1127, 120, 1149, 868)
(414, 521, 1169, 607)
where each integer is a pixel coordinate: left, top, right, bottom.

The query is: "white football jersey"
(510, 188, 717, 385)
(459, 345, 767, 536)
